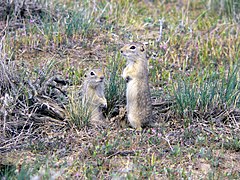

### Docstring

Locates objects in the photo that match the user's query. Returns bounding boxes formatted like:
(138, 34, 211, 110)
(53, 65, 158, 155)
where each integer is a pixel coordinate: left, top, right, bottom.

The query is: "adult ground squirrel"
(120, 43, 153, 129)
(82, 68, 107, 123)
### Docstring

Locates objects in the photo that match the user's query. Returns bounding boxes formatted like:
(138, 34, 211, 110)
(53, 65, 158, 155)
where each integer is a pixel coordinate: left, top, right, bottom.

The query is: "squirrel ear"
(140, 45, 145, 52)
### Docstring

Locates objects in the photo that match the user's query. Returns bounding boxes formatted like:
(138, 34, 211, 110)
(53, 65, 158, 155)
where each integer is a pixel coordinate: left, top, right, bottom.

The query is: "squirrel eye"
(130, 45, 136, 50)
(90, 71, 95, 76)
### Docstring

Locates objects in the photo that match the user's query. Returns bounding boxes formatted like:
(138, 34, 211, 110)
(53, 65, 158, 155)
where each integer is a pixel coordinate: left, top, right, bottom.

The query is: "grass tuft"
(67, 94, 91, 129)
(172, 65, 239, 118)
(105, 52, 126, 116)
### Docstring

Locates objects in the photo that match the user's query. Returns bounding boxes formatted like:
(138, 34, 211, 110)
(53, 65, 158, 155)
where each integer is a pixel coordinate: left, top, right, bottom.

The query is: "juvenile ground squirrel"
(82, 68, 107, 123)
(120, 43, 153, 129)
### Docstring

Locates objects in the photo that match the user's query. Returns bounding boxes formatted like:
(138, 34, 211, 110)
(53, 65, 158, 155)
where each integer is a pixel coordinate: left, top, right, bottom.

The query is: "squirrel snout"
(99, 76, 104, 82)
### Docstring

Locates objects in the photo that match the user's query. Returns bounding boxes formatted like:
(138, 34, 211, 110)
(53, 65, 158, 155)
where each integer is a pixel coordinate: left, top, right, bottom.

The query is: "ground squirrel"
(120, 43, 153, 129)
(82, 68, 107, 123)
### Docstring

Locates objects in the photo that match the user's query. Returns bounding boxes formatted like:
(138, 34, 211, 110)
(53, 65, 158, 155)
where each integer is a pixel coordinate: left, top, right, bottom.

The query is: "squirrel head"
(120, 43, 146, 62)
(85, 68, 105, 88)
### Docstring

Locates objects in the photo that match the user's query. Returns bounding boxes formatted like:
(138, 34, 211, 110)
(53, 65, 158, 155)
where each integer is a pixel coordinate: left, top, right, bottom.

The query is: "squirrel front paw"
(125, 76, 132, 83)
(122, 73, 131, 83)
(122, 69, 132, 82)
(99, 98, 107, 110)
